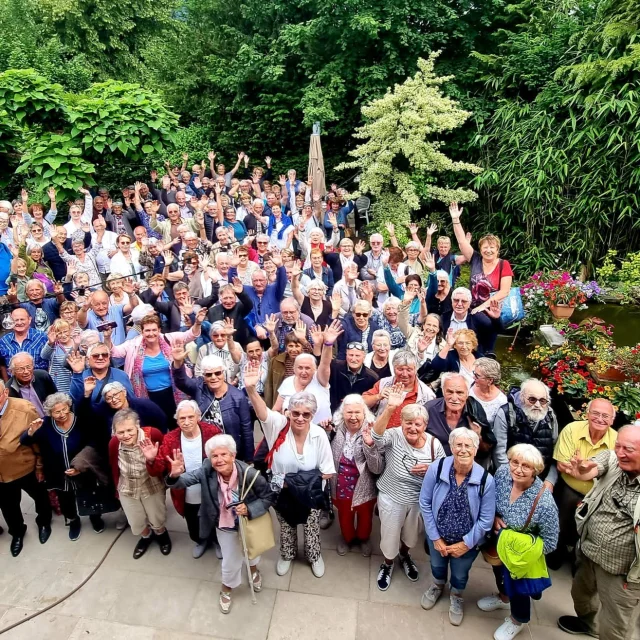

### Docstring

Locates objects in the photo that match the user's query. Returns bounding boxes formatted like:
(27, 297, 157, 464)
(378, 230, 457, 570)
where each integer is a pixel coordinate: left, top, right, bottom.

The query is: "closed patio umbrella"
(308, 123, 326, 198)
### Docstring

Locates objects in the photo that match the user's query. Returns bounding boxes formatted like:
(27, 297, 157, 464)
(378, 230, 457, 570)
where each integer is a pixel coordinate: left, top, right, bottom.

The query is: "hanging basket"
(548, 303, 576, 319)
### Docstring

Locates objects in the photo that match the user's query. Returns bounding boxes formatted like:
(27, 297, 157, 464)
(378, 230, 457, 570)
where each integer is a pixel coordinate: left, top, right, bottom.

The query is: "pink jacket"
(109, 327, 199, 378)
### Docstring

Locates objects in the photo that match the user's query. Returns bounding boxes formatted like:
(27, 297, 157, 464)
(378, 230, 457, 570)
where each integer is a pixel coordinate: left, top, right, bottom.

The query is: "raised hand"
(27, 418, 44, 436)
(278, 175, 286, 187)
(231, 276, 243, 294)
(354, 239, 366, 255)
(47, 325, 57, 346)
(150, 169, 158, 182)
(264, 156, 271, 166)
(263, 313, 278, 334)
(243, 361, 261, 389)
(122, 279, 135, 295)
(167, 449, 185, 477)
(47, 187, 56, 201)
(417, 336, 430, 353)
(195, 307, 207, 325)
(449, 202, 463, 219)
(330, 290, 342, 313)
(223, 317, 236, 337)
(290, 261, 302, 279)
(171, 343, 186, 366)
(270, 248, 283, 267)
(423, 251, 435, 272)
(139, 438, 160, 462)
(309, 324, 324, 347)
(182, 152, 189, 162)
(84, 375, 97, 397)
(208, 151, 215, 162)
(81, 221, 91, 233)
(403, 287, 418, 304)
(323, 319, 344, 345)
(7, 281, 18, 298)
(66, 352, 86, 374)
(361, 423, 374, 446)
(293, 320, 307, 341)
(445, 328, 456, 348)
(385, 222, 395, 236)
(162, 250, 174, 265)
(427, 223, 438, 236)
(194, 210, 205, 228)
(386, 384, 406, 409)
(408, 222, 419, 235)
(486, 298, 502, 319)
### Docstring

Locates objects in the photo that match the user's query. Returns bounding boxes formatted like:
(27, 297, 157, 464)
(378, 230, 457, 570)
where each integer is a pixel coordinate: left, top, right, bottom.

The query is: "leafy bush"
(596, 250, 640, 303)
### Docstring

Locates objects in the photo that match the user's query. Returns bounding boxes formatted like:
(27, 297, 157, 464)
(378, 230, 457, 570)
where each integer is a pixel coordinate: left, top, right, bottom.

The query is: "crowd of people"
(0, 153, 637, 639)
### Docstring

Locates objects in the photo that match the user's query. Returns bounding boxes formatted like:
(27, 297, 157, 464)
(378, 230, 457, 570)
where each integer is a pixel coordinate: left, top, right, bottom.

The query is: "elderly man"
(425, 373, 473, 455)
(77, 287, 138, 347)
(359, 233, 388, 299)
(0, 379, 52, 556)
(11, 278, 65, 331)
(332, 262, 363, 317)
(105, 199, 137, 238)
(271, 298, 314, 353)
(494, 378, 559, 489)
(549, 398, 618, 570)
(0, 308, 48, 379)
(6, 353, 57, 417)
(150, 202, 198, 244)
(363, 350, 436, 426)
(556, 424, 640, 640)
(68, 347, 133, 408)
(43, 225, 91, 281)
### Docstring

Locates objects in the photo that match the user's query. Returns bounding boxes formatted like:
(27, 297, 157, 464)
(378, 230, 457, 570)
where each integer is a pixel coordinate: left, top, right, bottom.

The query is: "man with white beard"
(493, 378, 559, 491)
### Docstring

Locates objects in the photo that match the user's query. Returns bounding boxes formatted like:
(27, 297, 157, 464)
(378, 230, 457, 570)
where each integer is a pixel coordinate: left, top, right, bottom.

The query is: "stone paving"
(0, 497, 638, 640)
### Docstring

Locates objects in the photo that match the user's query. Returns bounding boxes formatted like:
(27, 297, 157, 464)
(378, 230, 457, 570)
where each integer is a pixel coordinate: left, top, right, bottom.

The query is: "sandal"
(251, 569, 262, 592)
(219, 590, 232, 614)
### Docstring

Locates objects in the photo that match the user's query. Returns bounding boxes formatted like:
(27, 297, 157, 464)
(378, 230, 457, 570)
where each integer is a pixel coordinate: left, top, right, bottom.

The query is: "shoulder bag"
(238, 466, 276, 559)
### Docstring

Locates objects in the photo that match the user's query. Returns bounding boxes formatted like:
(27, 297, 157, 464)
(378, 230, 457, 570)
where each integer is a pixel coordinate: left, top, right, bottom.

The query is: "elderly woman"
(246, 364, 335, 579)
(364, 329, 396, 379)
(20, 392, 112, 541)
(370, 387, 445, 590)
(329, 395, 379, 557)
(363, 350, 436, 425)
(19, 240, 54, 290)
(272, 345, 332, 423)
(142, 400, 222, 558)
(234, 245, 258, 286)
(60, 235, 102, 288)
(164, 433, 276, 613)
(172, 350, 254, 461)
(450, 203, 513, 353)
(105, 311, 204, 429)
(292, 271, 334, 326)
(108, 408, 171, 559)
(41, 319, 75, 393)
(59, 301, 82, 340)
(195, 320, 240, 382)
(431, 328, 480, 387)
(263, 332, 304, 407)
(477, 444, 559, 640)
(470, 358, 508, 423)
(377, 296, 409, 347)
(109, 234, 143, 281)
(419, 427, 496, 626)
(302, 248, 335, 295)
(383, 264, 427, 328)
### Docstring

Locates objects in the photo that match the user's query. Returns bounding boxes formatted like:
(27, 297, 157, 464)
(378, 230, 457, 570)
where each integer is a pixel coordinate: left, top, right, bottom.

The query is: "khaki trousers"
(120, 492, 167, 536)
(572, 551, 640, 640)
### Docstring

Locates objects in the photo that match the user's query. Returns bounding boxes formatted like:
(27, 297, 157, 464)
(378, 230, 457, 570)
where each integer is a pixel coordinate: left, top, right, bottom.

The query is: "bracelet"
(323, 342, 334, 347)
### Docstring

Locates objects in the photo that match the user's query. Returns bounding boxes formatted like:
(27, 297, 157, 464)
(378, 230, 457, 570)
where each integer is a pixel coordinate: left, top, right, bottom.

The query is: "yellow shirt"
(553, 420, 618, 495)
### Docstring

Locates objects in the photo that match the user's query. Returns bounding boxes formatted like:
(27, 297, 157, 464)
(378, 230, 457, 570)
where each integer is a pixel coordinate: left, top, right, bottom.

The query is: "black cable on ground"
(0, 528, 126, 635)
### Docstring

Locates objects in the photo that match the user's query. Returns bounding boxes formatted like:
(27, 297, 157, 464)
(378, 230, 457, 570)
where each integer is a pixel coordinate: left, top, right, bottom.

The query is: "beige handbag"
(239, 468, 275, 560)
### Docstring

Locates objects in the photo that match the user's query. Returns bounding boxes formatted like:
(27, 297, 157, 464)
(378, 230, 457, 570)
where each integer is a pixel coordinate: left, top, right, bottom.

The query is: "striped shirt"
(372, 427, 445, 504)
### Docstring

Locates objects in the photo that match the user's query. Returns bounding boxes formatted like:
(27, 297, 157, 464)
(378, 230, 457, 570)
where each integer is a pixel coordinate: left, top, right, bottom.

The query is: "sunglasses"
(91, 353, 110, 359)
(354, 312, 369, 318)
(204, 370, 224, 378)
(346, 342, 366, 351)
(526, 396, 549, 406)
(290, 410, 313, 420)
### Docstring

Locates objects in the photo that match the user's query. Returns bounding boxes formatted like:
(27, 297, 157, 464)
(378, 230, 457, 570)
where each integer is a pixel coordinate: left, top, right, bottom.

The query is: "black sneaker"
(377, 562, 394, 591)
(90, 516, 105, 534)
(400, 553, 419, 581)
(557, 616, 599, 638)
(68, 518, 82, 542)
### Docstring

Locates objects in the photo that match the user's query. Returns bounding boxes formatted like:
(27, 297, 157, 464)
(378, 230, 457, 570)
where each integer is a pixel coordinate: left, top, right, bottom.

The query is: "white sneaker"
(421, 584, 444, 610)
(478, 594, 511, 612)
(449, 594, 464, 626)
(213, 543, 223, 559)
(192, 542, 207, 559)
(494, 618, 524, 640)
(276, 558, 292, 576)
(311, 555, 325, 578)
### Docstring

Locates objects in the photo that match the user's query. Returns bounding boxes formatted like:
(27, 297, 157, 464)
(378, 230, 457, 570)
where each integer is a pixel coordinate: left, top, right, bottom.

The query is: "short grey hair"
(102, 381, 127, 398)
(307, 280, 327, 293)
(43, 392, 73, 416)
(112, 408, 140, 434)
(382, 296, 401, 311)
(294, 353, 317, 370)
(441, 372, 469, 391)
(175, 399, 202, 419)
(9, 352, 34, 371)
(474, 358, 502, 385)
(585, 398, 615, 415)
(400, 403, 428, 424)
(452, 287, 472, 302)
(26, 279, 46, 294)
(392, 350, 418, 369)
(215, 226, 228, 238)
(449, 427, 480, 450)
(167, 203, 180, 215)
(352, 299, 372, 314)
(280, 298, 300, 312)
(205, 434, 237, 457)
(288, 391, 318, 417)
(332, 394, 375, 429)
(371, 329, 391, 344)
(79, 329, 100, 348)
(507, 443, 545, 475)
(200, 354, 226, 373)
(520, 378, 549, 400)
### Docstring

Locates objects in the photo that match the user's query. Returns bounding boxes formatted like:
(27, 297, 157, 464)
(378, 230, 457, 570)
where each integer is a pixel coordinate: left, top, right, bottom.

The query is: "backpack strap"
(430, 435, 435, 461)
(523, 485, 547, 529)
(436, 457, 444, 483)
(479, 468, 489, 498)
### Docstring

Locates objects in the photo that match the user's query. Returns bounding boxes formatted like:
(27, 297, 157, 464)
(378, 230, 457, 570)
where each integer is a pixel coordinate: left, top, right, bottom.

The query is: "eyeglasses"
(104, 391, 124, 402)
(526, 396, 549, 407)
(257, 241, 269, 244)
(353, 312, 370, 318)
(290, 410, 313, 420)
(346, 342, 366, 352)
(452, 443, 475, 451)
(91, 353, 110, 359)
(588, 411, 613, 420)
(509, 460, 534, 473)
(119, 241, 131, 246)
(452, 299, 467, 305)
(204, 370, 224, 378)
(13, 366, 33, 373)
(473, 372, 487, 380)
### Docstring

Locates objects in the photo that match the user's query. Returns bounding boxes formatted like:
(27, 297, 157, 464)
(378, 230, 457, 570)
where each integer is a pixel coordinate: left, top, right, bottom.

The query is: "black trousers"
(183, 502, 218, 545)
(148, 388, 178, 431)
(57, 489, 103, 526)
(0, 471, 52, 537)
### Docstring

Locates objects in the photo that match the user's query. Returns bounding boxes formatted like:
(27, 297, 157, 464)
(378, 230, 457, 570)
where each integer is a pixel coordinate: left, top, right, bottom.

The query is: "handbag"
(481, 484, 547, 567)
(239, 467, 275, 560)
(490, 260, 525, 327)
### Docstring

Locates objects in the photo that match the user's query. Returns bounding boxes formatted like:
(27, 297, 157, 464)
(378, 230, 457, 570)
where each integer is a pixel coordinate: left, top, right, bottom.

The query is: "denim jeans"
(426, 537, 480, 593)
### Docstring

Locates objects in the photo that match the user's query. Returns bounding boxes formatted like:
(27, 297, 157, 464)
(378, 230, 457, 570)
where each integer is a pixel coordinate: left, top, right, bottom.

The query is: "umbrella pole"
(239, 518, 257, 604)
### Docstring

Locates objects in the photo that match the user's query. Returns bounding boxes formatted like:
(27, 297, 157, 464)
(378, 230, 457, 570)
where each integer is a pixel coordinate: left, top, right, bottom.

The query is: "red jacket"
(145, 423, 220, 516)
(108, 427, 164, 497)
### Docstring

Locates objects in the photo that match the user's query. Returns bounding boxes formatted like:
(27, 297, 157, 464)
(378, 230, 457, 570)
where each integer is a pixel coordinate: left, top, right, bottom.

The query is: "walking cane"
(238, 517, 257, 605)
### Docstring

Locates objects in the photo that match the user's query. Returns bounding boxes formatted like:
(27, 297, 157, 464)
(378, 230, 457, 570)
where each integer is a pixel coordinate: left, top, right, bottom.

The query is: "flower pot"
(548, 303, 576, 319)
(588, 364, 628, 384)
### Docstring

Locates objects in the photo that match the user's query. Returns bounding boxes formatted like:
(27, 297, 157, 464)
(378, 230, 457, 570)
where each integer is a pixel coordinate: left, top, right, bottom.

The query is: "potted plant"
(590, 344, 629, 383)
(556, 318, 614, 363)
(611, 344, 640, 382)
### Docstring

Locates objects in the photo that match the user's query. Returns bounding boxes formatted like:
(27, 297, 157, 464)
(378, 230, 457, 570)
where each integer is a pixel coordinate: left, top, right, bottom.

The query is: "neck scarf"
(217, 463, 239, 528)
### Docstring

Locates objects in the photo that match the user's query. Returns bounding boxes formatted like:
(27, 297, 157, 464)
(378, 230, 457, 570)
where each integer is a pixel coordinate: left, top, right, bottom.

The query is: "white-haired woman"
(364, 329, 396, 379)
(370, 387, 445, 591)
(329, 395, 380, 557)
(164, 433, 276, 613)
(272, 345, 332, 423)
(108, 408, 170, 559)
(477, 444, 559, 640)
(292, 268, 334, 326)
(470, 357, 508, 423)
(420, 427, 496, 626)
(337, 299, 382, 358)
(142, 400, 223, 558)
(245, 364, 336, 579)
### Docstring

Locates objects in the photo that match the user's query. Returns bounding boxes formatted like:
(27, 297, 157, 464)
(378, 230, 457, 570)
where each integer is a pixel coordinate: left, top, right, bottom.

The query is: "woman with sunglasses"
(172, 349, 254, 462)
(469, 358, 507, 423)
(110, 233, 142, 282)
(370, 385, 445, 591)
(245, 364, 335, 579)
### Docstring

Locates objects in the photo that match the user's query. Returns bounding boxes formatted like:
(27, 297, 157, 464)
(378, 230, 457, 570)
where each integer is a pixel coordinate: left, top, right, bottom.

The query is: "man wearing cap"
(105, 199, 137, 238)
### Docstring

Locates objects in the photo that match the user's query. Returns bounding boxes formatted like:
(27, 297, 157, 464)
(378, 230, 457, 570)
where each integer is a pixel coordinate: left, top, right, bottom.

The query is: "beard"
(522, 404, 549, 422)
